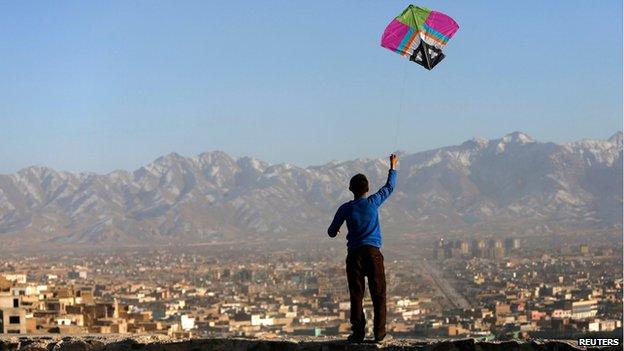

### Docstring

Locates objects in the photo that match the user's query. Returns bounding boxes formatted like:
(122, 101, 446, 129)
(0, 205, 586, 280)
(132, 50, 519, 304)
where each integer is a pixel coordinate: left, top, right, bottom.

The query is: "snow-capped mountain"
(0, 132, 621, 246)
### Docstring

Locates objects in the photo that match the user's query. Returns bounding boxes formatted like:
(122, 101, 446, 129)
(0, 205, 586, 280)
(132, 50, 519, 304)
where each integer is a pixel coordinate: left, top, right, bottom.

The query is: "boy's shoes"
(374, 334, 392, 343)
(346, 334, 365, 343)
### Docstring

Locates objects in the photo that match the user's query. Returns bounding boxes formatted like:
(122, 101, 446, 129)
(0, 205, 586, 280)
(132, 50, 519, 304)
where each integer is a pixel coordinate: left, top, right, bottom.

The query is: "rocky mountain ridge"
(0, 132, 621, 246)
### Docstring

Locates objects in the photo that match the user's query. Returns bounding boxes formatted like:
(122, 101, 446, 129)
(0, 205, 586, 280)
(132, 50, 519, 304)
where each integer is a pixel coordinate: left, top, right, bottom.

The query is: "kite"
(381, 5, 459, 70)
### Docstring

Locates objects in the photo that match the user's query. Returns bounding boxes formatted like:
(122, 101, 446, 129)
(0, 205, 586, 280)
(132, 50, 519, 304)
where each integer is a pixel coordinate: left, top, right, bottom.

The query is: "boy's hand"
(390, 154, 398, 170)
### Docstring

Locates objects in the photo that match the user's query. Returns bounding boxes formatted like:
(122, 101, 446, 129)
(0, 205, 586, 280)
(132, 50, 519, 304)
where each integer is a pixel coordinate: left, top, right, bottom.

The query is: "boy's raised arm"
(368, 154, 398, 207)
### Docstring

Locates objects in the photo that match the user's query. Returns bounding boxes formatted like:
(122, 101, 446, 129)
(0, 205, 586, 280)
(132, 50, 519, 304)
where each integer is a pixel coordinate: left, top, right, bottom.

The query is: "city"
(1, 232, 621, 341)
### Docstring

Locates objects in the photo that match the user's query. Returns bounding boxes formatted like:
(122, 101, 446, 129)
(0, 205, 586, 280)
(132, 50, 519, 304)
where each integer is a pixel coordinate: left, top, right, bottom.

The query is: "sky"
(0, 1, 622, 173)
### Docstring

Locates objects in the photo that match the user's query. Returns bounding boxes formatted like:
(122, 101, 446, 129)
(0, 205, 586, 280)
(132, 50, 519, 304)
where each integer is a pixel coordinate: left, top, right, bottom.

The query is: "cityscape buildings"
(0, 233, 621, 340)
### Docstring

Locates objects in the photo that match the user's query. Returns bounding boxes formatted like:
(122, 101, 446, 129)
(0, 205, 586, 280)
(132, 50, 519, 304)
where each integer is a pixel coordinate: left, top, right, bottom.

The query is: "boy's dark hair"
(349, 173, 369, 197)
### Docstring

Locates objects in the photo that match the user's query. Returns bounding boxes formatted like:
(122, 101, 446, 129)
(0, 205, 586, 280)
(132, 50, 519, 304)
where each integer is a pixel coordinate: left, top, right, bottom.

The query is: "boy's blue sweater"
(327, 170, 397, 250)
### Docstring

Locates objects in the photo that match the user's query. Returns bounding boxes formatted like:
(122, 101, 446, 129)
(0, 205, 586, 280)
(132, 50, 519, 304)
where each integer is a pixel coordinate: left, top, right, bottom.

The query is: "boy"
(327, 154, 398, 343)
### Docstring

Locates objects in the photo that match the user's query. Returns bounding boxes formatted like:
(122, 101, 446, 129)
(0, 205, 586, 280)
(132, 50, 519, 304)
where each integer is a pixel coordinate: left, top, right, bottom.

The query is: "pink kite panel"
(424, 11, 459, 39)
(381, 19, 411, 52)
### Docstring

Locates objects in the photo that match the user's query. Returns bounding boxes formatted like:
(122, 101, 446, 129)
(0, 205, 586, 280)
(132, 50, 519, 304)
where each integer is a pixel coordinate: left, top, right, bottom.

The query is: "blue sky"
(1, 1, 622, 173)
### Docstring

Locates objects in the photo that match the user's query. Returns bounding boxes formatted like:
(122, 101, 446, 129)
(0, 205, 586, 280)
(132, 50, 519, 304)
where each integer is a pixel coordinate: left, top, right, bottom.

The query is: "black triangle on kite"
(409, 41, 445, 70)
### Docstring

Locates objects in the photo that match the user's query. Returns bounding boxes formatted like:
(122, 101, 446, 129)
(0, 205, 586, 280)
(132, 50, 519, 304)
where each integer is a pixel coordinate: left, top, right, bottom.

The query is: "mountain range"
(0, 132, 621, 247)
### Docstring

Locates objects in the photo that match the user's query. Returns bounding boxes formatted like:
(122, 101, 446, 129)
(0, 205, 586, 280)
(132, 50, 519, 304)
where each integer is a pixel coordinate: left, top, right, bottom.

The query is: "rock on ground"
(0, 336, 620, 351)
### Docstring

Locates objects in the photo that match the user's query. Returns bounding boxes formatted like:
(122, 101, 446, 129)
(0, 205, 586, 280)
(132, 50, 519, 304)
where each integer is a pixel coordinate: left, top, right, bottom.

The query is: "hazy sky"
(1, 1, 622, 173)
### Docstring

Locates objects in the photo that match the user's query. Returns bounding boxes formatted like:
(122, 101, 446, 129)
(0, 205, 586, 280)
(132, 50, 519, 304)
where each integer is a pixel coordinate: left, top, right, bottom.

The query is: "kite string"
(393, 59, 409, 152)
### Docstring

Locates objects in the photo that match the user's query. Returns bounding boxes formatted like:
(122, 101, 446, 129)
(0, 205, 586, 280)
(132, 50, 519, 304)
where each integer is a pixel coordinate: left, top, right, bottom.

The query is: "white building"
(251, 314, 274, 326)
(567, 300, 598, 320)
(180, 314, 195, 331)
